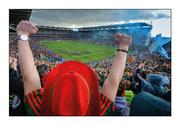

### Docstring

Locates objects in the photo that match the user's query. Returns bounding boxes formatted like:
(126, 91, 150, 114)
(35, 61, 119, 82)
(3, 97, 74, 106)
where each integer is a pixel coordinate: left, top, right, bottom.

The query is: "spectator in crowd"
(9, 56, 26, 116)
(9, 19, 171, 116)
(16, 20, 132, 116)
(37, 64, 49, 87)
(131, 62, 170, 99)
(130, 91, 171, 116)
(113, 80, 130, 116)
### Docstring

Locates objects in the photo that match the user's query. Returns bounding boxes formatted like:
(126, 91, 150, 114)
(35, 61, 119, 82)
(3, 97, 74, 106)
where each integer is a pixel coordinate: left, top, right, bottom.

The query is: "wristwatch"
(17, 35, 29, 41)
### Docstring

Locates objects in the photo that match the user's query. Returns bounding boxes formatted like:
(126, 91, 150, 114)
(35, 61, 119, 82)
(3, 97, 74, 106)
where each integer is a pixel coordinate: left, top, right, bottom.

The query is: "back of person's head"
(141, 70, 147, 79)
(129, 81, 141, 94)
(117, 80, 126, 96)
(161, 76, 170, 86)
(147, 74, 169, 87)
(37, 64, 48, 79)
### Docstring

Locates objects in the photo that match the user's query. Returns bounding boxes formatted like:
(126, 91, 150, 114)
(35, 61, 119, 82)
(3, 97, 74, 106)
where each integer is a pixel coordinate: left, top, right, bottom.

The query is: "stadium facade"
(29, 22, 152, 47)
(9, 9, 153, 47)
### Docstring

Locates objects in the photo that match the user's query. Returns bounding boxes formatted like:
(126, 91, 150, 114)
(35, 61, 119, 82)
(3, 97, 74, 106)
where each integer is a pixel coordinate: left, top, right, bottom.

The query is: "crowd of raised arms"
(9, 20, 171, 116)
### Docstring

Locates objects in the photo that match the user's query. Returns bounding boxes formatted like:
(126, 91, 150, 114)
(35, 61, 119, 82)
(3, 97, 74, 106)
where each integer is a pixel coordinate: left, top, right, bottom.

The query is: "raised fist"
(138, 63, 145, 69)
(16, 20, 38, 36)
(115, 33, 132, 50)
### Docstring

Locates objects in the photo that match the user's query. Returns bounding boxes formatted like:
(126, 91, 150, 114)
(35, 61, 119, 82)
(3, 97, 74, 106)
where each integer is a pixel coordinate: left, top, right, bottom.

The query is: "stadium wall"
(10, 22, 152, 49)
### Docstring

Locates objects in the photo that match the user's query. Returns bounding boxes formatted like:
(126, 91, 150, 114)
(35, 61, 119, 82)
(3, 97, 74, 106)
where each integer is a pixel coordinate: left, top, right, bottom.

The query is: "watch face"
(20, 35, 28, 41)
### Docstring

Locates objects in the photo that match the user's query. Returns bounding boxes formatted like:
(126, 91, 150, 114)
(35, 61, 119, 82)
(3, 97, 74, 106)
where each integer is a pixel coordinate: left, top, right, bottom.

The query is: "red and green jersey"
(24, 89, 115, 116)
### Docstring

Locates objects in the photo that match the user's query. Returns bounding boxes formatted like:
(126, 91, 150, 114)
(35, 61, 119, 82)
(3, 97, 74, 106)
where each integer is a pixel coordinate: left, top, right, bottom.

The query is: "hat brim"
(41, 60, 100, 115)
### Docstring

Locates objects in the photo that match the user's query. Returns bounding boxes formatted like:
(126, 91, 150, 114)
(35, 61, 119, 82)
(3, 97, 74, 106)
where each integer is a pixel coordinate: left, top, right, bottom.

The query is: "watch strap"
(16, 35, 30, 41)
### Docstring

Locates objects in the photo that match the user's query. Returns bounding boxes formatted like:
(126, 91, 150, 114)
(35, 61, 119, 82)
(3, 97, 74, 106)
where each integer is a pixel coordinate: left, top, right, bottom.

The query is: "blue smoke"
(151, 34, 171, 59)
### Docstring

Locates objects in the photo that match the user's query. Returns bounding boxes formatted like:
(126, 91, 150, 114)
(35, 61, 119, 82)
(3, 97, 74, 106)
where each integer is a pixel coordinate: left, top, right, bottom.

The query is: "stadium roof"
(9, 9, 152, 32)
(80, 22, 152, 29)
(9, 9, 32, 26)
(37, 22, 152, 32)
(38, 25, 71, 31)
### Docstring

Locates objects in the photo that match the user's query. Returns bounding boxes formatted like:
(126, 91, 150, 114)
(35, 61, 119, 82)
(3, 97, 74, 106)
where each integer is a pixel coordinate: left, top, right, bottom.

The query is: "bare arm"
(102, 33, 132, 102)
(16, 21, 41, 95)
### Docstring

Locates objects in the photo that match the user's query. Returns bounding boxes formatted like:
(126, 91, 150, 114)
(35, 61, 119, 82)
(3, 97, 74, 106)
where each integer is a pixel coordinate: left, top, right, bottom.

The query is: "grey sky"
(30, 9, 171, 37)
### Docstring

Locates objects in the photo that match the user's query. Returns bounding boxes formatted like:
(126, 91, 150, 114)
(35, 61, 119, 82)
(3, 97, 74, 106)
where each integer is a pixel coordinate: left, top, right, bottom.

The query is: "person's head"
(41, 61, 100, 116)
(124, 80, 131, 89)
(9, 56, 12, 64)
(147, 74, 170, 87)
(117, 80, 126, 96)
(141, 70, 148, 79)
(37, 64, 48, 79)
(9, 57, 17, 70)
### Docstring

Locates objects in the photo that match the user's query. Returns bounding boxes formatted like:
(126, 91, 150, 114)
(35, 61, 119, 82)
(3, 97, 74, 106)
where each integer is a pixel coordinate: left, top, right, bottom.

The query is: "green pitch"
(41, 40, 116, 63)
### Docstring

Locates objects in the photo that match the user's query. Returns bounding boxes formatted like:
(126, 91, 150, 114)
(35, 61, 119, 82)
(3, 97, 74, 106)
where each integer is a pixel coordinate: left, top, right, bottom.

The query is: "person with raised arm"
(16, 20, 132, 116)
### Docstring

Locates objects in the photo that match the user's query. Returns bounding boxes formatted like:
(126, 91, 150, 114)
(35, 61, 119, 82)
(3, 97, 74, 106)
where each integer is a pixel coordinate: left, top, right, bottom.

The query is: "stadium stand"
(9, 9, 171, 116)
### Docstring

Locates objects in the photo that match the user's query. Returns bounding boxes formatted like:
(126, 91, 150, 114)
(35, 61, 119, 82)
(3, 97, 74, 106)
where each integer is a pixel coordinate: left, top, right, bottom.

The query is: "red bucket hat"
(41, 61, 100, 116)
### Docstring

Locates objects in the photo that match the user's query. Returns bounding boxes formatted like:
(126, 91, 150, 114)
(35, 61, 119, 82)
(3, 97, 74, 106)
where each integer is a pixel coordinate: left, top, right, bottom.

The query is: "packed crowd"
(9, 39, 65, 115)
(9, 20, 171, 116)
(92, 51, 171, 115)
